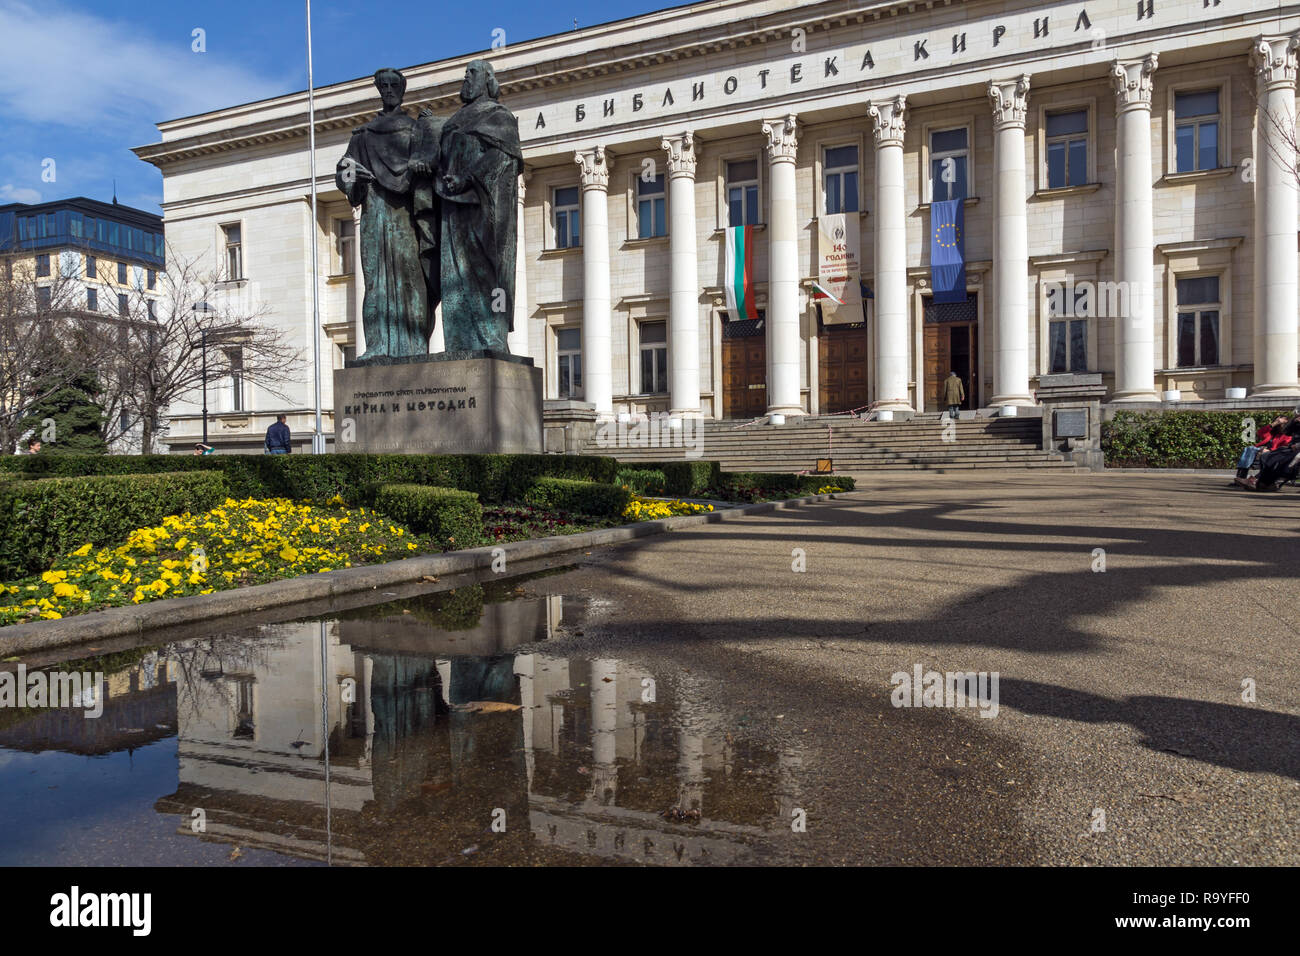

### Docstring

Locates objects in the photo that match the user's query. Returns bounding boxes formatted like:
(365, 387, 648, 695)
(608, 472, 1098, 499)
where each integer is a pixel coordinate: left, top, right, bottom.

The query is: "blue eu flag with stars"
(930, 199, 966, 304)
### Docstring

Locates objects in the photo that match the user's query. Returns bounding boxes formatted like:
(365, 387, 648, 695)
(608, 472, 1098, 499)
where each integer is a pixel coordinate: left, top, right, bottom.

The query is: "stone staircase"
(606, 414, 1076, 472)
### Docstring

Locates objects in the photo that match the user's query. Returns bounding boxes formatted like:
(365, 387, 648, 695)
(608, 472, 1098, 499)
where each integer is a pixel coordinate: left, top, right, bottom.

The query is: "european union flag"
(930, 199, 966, 304)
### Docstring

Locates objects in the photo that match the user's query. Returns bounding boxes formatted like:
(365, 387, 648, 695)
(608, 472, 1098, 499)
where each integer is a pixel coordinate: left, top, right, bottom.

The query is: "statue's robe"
(435, 97, 523, 352)
(336, 110, 439, 360)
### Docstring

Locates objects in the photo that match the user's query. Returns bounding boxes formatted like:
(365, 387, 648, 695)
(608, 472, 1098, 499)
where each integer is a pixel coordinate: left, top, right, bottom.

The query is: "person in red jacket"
(1234, 416, 1291, 485)
(1232, 416, 1294, 489)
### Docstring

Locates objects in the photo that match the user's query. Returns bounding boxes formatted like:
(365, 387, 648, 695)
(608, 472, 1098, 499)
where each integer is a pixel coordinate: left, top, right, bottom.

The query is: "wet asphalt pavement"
(538, 470, 1299, 865)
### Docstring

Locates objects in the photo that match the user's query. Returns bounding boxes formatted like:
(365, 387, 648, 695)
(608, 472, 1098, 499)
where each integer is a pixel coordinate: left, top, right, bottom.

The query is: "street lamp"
(193, 301, 214, 445)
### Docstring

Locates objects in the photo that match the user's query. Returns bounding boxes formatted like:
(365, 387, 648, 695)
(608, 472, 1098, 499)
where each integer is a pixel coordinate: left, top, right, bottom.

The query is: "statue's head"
(373, 68, 406, 111)
(461, 59, 499, 104)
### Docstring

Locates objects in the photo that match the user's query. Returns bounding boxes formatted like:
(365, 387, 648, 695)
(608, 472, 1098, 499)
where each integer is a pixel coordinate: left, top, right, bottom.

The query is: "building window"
(222, 223, 243, 279)
(1176, 276, 1220, 367)
(117, 293, 128, 317)
(36, 254, 50, 277)
(824, 145, 859, 214)
(640, 321, 668, 393)
(1046, 283, 1089, 373)
(86, 287, 97, 311)
(1174, 90, 1219, 173)
(117, 261, 127, 284)
(86, 255, 97, 279)
(556, 327, 582, 398)
(146, 268, 156, 290)
(636, 174, 667, 239)
(335, 218, 355, 274)
(36, 286, 50, 309)
(228, 347, 245, 411)
(726, 159, 760, 226)
(1046, 110, 1088, 188)
(147, 300, 156, 321)
(929, 128, 969, 202)
(554, 187, 581, 249)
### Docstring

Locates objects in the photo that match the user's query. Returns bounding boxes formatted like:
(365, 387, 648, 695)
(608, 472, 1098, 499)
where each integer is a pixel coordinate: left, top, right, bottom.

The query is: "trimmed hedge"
(714, 471, 856, 497)
(0, 452, 619, 504)
(0, 470, 229, 578)
(638, 460, 721, 496)
(524, 477, 631, 518)
(1102, 409, 1295, 468)
(615, 468, 668, 495)
(369, 484, 483, 550)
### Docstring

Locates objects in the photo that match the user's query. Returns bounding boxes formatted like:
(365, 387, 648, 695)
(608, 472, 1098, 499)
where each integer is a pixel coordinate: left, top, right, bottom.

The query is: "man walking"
(943, 370, 965, 418)
(265, 414, 292, 455)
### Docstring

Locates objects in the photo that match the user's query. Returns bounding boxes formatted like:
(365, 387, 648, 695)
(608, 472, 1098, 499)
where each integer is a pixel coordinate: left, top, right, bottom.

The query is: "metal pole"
(201, 328, 208, 445)
(306, 0, 324, 454)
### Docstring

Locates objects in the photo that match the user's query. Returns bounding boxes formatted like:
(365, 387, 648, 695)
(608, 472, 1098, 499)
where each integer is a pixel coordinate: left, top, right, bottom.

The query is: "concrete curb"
(0, 492, 846, 656)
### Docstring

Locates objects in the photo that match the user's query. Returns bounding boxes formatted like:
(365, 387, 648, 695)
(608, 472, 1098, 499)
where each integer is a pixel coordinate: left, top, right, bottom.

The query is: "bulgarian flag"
(725, 225, 758, 319)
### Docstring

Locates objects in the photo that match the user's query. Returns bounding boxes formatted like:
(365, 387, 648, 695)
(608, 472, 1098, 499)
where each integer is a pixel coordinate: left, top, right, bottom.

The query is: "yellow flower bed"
(622, 495, 714, 522)
(0, 497, 420, 627)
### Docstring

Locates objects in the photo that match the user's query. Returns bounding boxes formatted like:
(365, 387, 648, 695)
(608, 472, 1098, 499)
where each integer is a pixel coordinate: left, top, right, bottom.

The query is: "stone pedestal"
(334, 353, 542, 455)
(542, 399, 598, 454)
(1036, 372, 1106, 470)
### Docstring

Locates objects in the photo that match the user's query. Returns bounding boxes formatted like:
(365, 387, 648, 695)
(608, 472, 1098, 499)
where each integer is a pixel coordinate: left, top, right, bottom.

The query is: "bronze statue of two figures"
(337, 60, 522, 364)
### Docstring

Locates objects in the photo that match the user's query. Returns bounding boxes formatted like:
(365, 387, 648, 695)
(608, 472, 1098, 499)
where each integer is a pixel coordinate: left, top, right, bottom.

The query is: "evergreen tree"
(20, 351, 109, 455)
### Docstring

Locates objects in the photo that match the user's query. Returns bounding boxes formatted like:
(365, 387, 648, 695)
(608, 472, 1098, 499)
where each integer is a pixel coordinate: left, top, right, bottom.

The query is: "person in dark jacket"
(265, 415, 292, 454)
(1234, 415, 1291, 484)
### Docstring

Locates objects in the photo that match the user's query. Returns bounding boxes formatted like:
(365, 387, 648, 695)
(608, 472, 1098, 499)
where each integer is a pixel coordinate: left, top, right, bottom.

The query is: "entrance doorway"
(923, 293, 978, 412)
(721, 314, 768, 419)
(818, 320, 869, 414)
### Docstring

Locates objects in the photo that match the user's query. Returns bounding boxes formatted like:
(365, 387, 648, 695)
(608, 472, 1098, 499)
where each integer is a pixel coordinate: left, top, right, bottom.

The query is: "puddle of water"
(0, 579, 804, 866)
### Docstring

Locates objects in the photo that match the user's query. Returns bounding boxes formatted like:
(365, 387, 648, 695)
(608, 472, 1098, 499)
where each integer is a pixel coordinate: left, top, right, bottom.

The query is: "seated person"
(1240, 416, 1300, 490)
(1235, 416, 1291, 483)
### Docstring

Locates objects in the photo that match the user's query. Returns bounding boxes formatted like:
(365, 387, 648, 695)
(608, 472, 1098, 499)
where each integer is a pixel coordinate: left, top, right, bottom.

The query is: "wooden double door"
(819, 322, 870, 414)
(721, 316, 768, 419)
(923, 294, 979, 412)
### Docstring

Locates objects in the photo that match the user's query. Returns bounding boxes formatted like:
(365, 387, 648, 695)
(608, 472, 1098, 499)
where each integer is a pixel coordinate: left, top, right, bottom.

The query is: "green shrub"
(2, 452, 619, 504)
(615, 468, 668, 495)
(1102, 409, 1295, 468)
(710, 471, 855, 500)
(370, 484, 483, 550)
(638, 460, 721, 496)
(524, 477, 631, 518)
(0, 470, 228, 578)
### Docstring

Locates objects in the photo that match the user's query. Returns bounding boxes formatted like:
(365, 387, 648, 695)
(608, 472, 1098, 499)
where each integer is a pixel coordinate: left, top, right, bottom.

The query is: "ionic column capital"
(988, 75, 1032, 130)
(575, 146, 611, 191)
(1111, 54, 1158, 111)
(761, 114, 799, 163)
(1251, 34, 1300, 94)
(867, 95, 907, 147)
(661, 131, 700, 179)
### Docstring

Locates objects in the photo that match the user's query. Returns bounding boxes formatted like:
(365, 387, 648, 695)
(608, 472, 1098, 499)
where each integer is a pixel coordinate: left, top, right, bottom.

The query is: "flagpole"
(306, 0, 324, 454)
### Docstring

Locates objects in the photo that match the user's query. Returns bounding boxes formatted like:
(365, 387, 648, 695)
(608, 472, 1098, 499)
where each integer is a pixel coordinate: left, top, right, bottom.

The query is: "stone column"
(988, 75, 1034, 407)
(351, 205, 364, 356)
(575, 146, 613, 416)
(868, 95, 912, 410)
(1250, 35, 1300, 398)
(508, 167, 531, 357)
(662, 132, 701, 418)
(762, 114, 804, 417)
(1110, 55, 1160, 402)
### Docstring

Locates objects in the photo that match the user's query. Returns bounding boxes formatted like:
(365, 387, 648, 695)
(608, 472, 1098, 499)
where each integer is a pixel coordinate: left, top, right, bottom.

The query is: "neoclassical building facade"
(135, 0, 1300, 447)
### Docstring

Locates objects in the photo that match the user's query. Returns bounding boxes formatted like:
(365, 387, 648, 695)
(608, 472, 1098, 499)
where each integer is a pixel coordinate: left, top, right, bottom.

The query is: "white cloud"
(0, 182, 41, 203)
(0, 0, 291, 130)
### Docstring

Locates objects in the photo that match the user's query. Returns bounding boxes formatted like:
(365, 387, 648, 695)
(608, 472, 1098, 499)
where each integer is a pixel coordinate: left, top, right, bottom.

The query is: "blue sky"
(0, 0, 673, 214)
